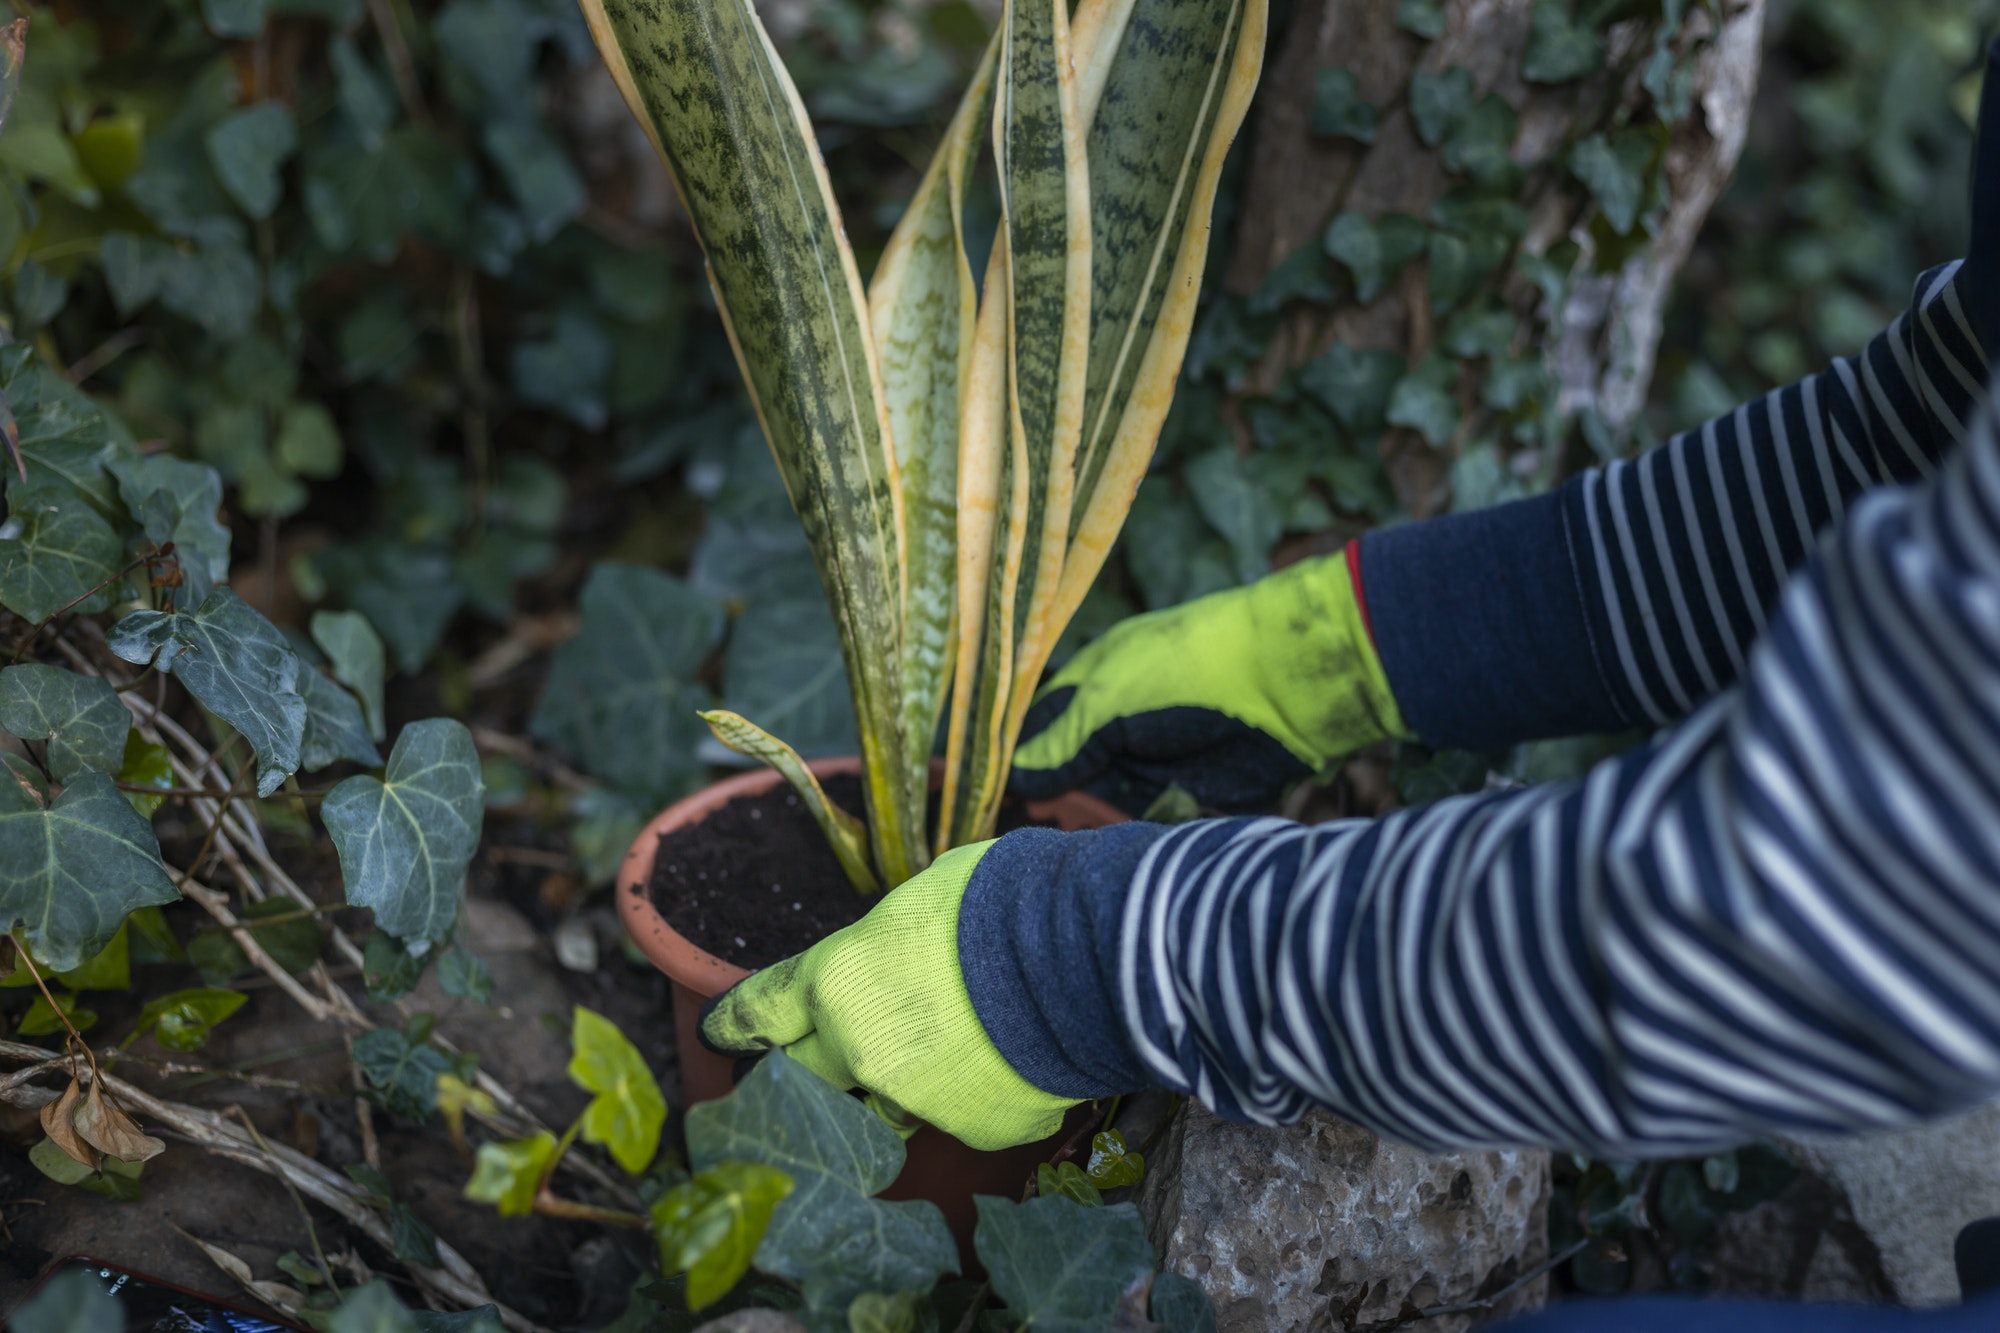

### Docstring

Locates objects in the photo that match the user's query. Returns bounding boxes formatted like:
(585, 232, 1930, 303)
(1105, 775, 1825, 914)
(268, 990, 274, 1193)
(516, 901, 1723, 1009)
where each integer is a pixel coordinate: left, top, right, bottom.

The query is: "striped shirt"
(956, 47, 2000, 1164)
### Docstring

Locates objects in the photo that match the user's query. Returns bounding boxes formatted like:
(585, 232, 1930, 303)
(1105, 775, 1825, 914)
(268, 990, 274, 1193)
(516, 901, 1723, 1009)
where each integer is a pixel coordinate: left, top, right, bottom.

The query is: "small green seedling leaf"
(651, 1159, 794, 1310)
(106, 589, 308, 797)
(437, 946, 493, 1004)
(464, 1131, 560, 1218)
(0, 664, 129, 782)
(360, 928, 425, 1000)
(19, 989, 95, 1035)
(354, 1026, 452, 1118)
(1037, 1161, 1103, 1207)
(1086, 1129, 1145, 1188)
(9, 1263, 124, 1333)
(129, 987, 248, 1053)
(846, 1290, 918, 1333)
(324, 718, 484, 948)
(973, 1196, 1155, 1328)
(312, 609, 387, 742)
(569, 1006, 667, 1174)
(0, 770, 178, 973)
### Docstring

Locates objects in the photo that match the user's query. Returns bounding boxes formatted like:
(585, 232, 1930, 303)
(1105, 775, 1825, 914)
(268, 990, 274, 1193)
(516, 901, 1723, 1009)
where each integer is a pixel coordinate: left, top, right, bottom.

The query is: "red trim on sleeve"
(1344, 538, 1379, 646)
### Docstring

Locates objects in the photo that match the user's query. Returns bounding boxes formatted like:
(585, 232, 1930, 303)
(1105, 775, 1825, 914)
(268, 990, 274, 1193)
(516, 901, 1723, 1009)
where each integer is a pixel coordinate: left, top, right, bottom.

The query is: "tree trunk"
(1227, 0, 1766, 517)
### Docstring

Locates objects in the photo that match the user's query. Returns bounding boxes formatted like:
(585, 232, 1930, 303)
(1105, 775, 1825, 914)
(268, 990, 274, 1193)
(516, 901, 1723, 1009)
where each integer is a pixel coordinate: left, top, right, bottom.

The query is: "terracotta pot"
(617, 756, 1126, 1258)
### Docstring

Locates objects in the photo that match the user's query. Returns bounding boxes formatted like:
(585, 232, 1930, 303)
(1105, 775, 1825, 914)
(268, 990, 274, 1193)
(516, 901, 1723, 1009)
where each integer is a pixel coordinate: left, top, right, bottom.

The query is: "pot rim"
(615, 757, 1128, 997)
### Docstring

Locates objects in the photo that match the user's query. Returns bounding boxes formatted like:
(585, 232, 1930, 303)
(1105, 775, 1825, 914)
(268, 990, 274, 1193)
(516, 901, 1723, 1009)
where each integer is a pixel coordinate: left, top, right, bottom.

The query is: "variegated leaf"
(698, 710, 879, 894)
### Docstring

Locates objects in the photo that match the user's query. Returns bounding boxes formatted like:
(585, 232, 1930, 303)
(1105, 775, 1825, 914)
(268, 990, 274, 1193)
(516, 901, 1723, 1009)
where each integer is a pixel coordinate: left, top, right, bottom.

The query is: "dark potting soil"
(647, 773, 1053, 970)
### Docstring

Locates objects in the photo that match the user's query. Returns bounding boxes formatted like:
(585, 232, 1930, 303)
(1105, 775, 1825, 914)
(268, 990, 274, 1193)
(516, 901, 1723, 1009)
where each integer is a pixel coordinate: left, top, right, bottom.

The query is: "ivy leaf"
(1085, 1130, 1145, 1188)
(331, 1281, 420, 1333)
(973, 1196, 1155, 1327)
(510, 308, 612, 430)
(391, 1202, 441, 1268)
(275, 402, 344, 479)
(106, 589, 308, 798)
(1387, 352, 1462, 447)
(1322, 211, 1428, 303)
(1310, 68, 1376, 143)
(1394, 0, 1447, 39)
(1570, 128, 1662, 235)
(99, 232, 176, 315)
(300, 667, 384, 772)
(651, 1160, 795, 1310)
(131, 987, 247, 1053)
(1441, 94, 1518, 182)
(323, 719, 484, 948)
(1297, 342, 1406, 436)
(481, 119, 586, 246)
(437, 946, 493, 1003)
(1037, 1161, 1103, 1207)
(312, 609, 387, 741)
(106, 454, 231, 610)
(205, 102, 298, 220)
(9, 1265, 123, 1333)
(118, 732, 174, 819)
(0, 478, 123, 623)
(0, 771, 178, 972)
(1426, 225, 1512, 314)
(0, 665, 128, 782)
(1408, 66, 1473, 147)
(1523, 0, 1603, 84)
(721, 595, 857, 759)
(1150, 1272, 1219, 1333)
(686, 1052, 958, 1313)
(201, 0, 270, 38)
(529, 563, 723, 807)
(362, 928, 426, 1000)
(157, 241, 263, 340)
(1185, 448, 1281, 585)
(21, 990, 97, 1036)
(332, 37, 397, 149)
(463, 1131, 560, 1217)
(1246, 241, 1336, 315)
(568, 1006, 666, 1175)
(188, 896, 324, 984)
(354, 1026, 454, 1119)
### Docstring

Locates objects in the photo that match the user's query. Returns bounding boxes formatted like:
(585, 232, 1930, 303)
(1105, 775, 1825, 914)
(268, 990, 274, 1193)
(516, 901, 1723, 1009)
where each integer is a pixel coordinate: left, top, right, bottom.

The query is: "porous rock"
(1143, 1105, 1548, 1332)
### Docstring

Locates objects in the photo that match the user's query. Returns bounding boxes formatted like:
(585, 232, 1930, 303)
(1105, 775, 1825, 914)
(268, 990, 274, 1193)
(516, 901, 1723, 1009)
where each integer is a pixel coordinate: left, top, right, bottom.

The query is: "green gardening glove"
(1010, 547, 1409, 815)
(699, 842, 1080, 1151)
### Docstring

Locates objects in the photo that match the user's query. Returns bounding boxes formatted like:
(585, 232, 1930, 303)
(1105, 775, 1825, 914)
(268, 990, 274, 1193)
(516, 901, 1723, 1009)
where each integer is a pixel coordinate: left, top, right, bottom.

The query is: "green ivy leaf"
(1309, 68, 1376, 143)
(722, 595, 857, 760)
(205, 102, 298, 220)
(362, 927, 426, 1000)
(275, 402, 344, 479)
(106, 589, 308, 798)
(1185, 448, 1281, 585)
(20, 989, 97, 1035)
(9, 1265, 124, 1333)
(1322, 210, 1428, 303)
(529, 562, 723, 807)
(1426, 226, 1511, 314)
(568, 1006, 667, 1175)
(846, 1291, 918, 1333)
(331, 1281, 420, 1333)
(312, 609, 388, 741)
(437, 946, 493, 1003)
(973, 1196, 1155, 1327)
(332, 37, 397, 148)
(1246, 241, 1336, 315)
(300, 667, 384, 772)
(1395, 0, 1446, 38)
(1570, 127, 1661, 235)
(324, 719, 484, 948)
(686, 1052, 958, 1314)
(0, 770, 177, 972)
(0, 478, 123, 623)
(132, 987, 248, 1053)
(1085, 1130, 1145, 1188)
(1149, 1272, 1219, 1333)
(1440, 94, 1518, 182)
(0, 665, 128, 782)
(1387, 352, 1462, 447)
(201, 0, 270, 38)
(157, 240, 263, 340)
(1297, 342, 1407, 436)
(107, 454, 231, 610)
(1408, 66, 1473, 147)
(98, 233, 175, 316)
(391, 1202, 442, 1268)
(651, 1160, 795, 1311)
(1523, 0, 1603, 84)
(1037, 1161, 1103, 1207)
(118, 732, 174, 819)
(464, 1130, 560, 1217)
(511, 308, 612, 430)
(355, 1026, 454, 1119)
(481, 118, 586, 245)
(188, 895, 324, 984)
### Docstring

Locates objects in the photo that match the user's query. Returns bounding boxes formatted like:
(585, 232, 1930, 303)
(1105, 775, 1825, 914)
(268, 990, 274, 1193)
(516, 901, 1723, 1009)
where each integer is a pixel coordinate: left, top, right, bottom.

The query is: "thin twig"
(230, 1106, 342, 1298)
(9, 550, 163, 663)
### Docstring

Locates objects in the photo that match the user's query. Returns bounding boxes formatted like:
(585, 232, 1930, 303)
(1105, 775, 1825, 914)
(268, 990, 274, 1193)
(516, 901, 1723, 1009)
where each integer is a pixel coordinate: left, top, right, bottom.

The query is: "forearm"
(964, 384, 2000, 1155)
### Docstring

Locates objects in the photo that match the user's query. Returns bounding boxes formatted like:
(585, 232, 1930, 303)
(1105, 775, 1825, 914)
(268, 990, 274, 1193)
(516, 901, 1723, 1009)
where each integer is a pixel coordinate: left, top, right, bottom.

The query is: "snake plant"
(581, 0, 1267, 890)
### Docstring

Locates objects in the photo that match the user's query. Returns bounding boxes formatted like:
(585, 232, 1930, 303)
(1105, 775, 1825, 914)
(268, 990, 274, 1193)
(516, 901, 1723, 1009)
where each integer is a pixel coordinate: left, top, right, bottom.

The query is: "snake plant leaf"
(867, 32, 997, 857)
(0, 664, 128, 783)
(106, 589, 308, 798)
(0, 770, 179, 973)
(698, 710, 879, 893)
(323, 718, 484, 948)
(580, 0, 922, 886)
(943, 0, 1093, 848)
(1052, 0, 1269, 638)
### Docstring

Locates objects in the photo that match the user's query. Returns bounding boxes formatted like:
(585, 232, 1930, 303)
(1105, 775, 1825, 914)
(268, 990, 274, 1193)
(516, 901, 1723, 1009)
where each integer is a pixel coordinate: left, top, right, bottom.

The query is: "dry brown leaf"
(73, 1079, 166, 1162)
(38, 1079, 100, 1171)
(250, 1282, 305, 1312)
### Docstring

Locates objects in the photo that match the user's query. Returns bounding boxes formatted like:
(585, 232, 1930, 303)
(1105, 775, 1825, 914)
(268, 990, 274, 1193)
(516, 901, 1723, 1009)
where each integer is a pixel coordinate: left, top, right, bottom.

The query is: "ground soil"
(649, 774, 1056, 970)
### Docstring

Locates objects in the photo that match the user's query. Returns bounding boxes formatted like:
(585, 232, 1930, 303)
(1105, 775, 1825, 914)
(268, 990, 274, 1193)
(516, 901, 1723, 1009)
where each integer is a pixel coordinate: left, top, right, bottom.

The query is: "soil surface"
(649, 775, 1056, 969)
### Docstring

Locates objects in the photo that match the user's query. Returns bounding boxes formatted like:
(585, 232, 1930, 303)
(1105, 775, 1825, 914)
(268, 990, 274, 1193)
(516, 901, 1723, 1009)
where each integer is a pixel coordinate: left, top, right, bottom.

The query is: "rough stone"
(1780, 1102, 2000, 1306)
(1142, 1105, 1548, 1333)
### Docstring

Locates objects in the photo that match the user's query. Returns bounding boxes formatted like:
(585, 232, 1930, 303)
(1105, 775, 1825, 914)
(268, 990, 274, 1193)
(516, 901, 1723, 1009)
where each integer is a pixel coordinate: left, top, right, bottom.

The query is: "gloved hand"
(1010, 546, 1409, 815)
(699, 842, 1080, 1151)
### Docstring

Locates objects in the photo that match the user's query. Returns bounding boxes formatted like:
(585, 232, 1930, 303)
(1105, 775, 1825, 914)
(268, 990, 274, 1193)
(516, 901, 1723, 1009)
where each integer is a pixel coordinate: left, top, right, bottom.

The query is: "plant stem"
(530, 1189, 647, 1230)
(229, 1105, 342, 1297)
(119, 781, 324, 804)
(8, 932, 97, 1085)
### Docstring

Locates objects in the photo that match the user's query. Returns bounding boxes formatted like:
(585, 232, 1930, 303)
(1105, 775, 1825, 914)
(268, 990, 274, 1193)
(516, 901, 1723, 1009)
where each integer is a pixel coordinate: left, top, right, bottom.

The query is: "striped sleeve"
(961, 375, 2000, 1157)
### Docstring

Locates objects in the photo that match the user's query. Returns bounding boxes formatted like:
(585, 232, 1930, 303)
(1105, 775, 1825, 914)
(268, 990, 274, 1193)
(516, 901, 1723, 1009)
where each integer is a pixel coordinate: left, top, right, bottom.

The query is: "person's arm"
(1363, 37, 2000, 752)
(964, 374, 2000, 1156)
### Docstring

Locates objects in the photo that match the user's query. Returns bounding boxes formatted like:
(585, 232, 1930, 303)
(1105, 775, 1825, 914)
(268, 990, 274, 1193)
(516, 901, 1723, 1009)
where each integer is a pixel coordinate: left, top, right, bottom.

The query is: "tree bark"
(1228, 0, 1766, 517)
